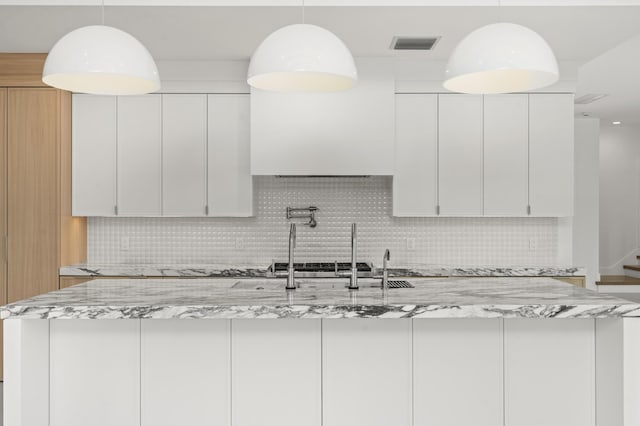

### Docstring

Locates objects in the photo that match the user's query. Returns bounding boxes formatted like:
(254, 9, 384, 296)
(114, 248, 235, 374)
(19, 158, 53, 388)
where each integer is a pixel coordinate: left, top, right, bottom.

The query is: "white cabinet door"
(208, 94, 254, 216)
(72, 94, 116, 216)
(393, 94, 438, 216)
(529, 93, 574, 216)
(413, 319, 503, 426)
(250, 79, 395, 175)
(117, 95, 162, 216)
(232, 319, 321, 426)
(50, 320, 140, 426)
(141, 320, 230, 426)
(504, 319, 595, 426)
(162, 94, 207, 216)
(322, 319, 412, 426)
(438, 94, 483, 215)
(484, 94, 529, 216)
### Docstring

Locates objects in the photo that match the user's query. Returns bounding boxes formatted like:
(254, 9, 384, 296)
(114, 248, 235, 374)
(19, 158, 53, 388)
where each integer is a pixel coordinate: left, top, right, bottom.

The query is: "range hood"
(250, 59, 395, 176)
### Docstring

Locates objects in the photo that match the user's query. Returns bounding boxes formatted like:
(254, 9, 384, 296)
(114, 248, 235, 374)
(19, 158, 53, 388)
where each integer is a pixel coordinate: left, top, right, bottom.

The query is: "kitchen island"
(3, 277, 640, 426)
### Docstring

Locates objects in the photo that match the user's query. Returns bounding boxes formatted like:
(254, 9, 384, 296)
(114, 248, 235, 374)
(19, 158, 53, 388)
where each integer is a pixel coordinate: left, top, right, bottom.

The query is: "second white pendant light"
(443, 23, 559, 94)
(248, 23, 358, 92)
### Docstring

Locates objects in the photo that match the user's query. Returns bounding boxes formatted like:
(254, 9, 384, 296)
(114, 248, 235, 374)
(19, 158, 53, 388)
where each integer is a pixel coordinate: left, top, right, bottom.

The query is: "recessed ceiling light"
(613, 121, 622, 125)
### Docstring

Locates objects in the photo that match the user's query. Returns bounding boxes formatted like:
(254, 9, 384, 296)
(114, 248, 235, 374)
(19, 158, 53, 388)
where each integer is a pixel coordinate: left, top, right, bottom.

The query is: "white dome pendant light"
(247, 1, 357, 92)
(443, 23, 559, 94)
(42, 1, 160, 95)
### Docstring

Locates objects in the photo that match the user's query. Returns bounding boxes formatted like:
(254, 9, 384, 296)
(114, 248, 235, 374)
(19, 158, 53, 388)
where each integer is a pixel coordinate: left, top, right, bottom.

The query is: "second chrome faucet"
(285, 222, 360, 290)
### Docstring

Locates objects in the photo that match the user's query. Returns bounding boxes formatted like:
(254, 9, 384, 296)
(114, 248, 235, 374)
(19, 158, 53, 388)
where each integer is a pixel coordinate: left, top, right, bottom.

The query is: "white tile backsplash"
(88, 176, 557, 266)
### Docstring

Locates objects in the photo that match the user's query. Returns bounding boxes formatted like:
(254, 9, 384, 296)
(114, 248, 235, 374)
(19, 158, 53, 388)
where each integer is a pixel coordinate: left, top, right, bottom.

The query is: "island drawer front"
(232, 319, 322, 426)
(141, 320, 230, 426)
(504, 319, 595, 426)
(322, 319, 412, 426)
(50, 320, 140, 426)
(413, 319, 503, 426)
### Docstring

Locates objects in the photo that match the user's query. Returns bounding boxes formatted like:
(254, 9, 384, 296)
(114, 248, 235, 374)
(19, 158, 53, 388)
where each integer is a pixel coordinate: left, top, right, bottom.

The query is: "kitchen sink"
(231, 279, 412, 291)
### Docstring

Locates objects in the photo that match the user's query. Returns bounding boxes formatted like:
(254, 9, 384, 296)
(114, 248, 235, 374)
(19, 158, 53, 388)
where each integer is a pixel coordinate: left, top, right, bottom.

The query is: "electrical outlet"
(406, 238, 416, 251)
(529, 238, 537, 251)
(120, 236, 130, 251)
(235, 238, 245, 250)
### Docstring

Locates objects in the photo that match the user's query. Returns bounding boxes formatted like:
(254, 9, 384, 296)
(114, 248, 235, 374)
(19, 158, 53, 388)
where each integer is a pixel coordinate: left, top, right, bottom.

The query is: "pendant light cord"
(302, 0, 305, 24)
(101, 0, 105, 25)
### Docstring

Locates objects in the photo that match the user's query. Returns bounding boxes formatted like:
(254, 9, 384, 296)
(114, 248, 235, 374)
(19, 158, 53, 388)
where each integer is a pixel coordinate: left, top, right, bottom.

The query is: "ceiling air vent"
(574, 94, 609, 105)
(390, 36, 441, 51)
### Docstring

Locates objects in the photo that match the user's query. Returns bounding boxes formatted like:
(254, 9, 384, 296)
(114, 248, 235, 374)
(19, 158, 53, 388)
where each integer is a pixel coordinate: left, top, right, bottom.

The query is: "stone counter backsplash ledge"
(60, 264, 586, 278)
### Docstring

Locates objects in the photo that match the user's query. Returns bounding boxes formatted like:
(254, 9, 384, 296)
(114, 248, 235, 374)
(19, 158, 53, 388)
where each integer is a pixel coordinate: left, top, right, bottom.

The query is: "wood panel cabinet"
(393, 94, 438, 216)
(438, 94, 484, 216)
(0, 88, 5, 382)
(322, 319, 412, 426)
(0, 55, 87, 380)
(117, 95, 162, 216)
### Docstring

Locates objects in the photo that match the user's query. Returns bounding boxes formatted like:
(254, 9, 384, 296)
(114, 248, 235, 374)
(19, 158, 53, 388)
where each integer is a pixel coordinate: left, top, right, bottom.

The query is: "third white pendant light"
(247, 23, 358, 92)
(443, 23, 559, 94)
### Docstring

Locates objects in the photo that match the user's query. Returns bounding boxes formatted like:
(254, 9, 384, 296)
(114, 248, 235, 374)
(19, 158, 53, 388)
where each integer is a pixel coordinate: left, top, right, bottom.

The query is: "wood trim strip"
(0, 54, 48, 87)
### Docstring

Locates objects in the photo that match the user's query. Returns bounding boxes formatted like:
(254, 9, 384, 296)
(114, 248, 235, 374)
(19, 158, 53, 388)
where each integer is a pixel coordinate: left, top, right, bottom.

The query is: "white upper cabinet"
(208, 94, 254, 217)
(250, 79, 395, 176)
(529, 94, 574, 216)
(72, 95, 117, 216)
(438, 94, 484, 216)
(393, 94, 438, 216)
(483, 94, 529, 216)
(393, 93, 574, 218)
(71, 93, 254, 217)
(117, 95, 162, 216)
(162, 94, 207, 216)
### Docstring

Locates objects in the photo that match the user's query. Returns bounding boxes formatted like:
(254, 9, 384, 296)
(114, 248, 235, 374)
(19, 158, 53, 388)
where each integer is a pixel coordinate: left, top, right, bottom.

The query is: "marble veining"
(3, 277, 637, 320)
(60, 264, 586, 278)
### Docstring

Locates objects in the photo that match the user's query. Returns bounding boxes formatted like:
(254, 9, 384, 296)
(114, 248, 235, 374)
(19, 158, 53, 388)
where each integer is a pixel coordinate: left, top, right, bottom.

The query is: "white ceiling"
(0, 6, 639, 61)
(576, 34, 640, 125)
(1, 4, 639, 123)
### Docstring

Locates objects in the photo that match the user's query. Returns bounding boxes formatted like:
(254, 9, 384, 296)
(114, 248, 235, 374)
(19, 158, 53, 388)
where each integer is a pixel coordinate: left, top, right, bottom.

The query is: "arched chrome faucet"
(286, 223, 296, 290)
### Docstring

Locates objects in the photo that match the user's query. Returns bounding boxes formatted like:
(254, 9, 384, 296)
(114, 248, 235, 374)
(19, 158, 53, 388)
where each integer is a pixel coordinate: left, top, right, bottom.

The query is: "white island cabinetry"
(9, 317, 606, 426)
(5, 277, 639, 426)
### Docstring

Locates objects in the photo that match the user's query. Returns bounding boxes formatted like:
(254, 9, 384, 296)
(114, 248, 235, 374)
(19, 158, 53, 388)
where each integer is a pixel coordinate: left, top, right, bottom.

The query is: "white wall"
(574, 118, 600, 288)
(599, 124, 640, 275)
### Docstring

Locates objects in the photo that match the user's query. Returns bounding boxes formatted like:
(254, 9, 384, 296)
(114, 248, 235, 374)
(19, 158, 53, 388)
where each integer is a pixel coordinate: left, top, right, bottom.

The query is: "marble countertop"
(3, 277, 637, 320)
(59, 264, 586, 278)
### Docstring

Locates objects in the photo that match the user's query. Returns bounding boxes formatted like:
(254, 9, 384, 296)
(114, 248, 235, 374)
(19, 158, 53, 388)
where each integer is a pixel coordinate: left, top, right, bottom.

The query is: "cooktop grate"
(387, 280, 414, 288)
